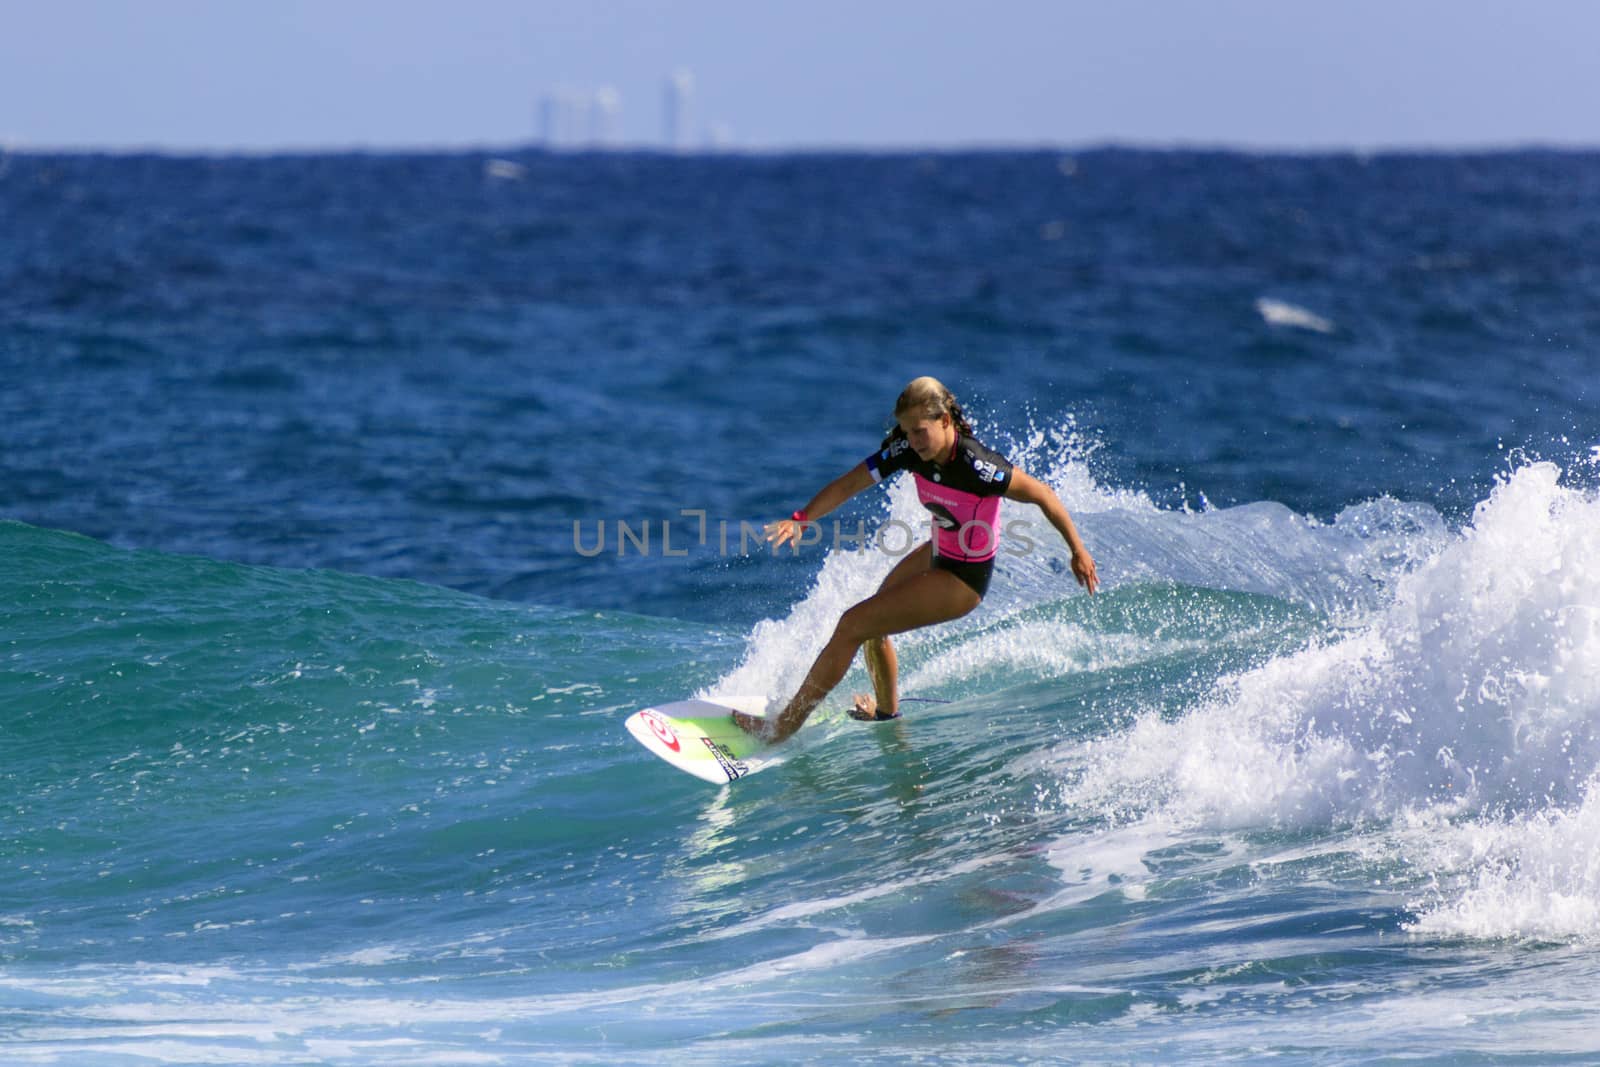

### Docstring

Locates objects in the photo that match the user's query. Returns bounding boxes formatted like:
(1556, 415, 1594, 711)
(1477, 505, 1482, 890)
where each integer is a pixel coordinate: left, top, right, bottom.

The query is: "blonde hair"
(884, 376, 974, 445)
(896, 377, 966, 431)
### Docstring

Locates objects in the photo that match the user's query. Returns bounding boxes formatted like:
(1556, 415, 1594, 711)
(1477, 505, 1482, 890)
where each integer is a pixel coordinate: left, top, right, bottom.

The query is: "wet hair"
(881, 376, 973, 448)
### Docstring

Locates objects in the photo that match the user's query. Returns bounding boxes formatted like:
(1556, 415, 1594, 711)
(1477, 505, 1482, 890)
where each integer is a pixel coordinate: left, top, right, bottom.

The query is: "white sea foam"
(1405, 779, 1600, 942)
(902, 621, 1149, 693)
(1063, 461, 1600, 939)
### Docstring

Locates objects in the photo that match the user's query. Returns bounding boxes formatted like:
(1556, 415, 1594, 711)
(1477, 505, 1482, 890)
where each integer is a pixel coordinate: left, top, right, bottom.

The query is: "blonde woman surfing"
(734, 377, 1098, 744)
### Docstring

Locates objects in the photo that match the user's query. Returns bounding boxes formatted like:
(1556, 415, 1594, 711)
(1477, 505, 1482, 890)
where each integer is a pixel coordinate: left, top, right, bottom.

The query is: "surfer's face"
(898, 413, 953, 462)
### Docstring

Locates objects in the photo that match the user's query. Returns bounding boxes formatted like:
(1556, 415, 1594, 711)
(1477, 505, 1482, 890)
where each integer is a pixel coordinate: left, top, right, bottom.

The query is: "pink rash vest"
(864, 433, 1014, 562)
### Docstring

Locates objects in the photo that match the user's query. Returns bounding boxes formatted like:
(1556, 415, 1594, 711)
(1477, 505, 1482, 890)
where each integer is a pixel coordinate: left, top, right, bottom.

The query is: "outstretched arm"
(1004, 470, 1099, 594)
(766, 462, 875, 549)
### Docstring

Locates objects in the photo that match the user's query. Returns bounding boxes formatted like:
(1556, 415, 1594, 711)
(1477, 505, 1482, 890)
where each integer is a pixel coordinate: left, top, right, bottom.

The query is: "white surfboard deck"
(624, 695, 783, 785)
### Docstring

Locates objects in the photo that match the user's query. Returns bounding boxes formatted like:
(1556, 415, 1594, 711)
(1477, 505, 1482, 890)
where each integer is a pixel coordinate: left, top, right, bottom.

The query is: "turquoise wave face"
(1, 520, 730, 968)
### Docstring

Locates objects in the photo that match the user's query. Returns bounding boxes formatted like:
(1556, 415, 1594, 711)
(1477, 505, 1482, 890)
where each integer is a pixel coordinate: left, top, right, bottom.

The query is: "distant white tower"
(664, 69, 694, 151)
(567, 91, 593, 146)
(592, 86, 621, 147)
(539, 90, 561, 147)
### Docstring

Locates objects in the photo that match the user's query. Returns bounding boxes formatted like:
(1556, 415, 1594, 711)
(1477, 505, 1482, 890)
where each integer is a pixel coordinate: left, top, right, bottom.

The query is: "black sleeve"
(865, 437, 916, 483)
(960, 439, 1014, 496)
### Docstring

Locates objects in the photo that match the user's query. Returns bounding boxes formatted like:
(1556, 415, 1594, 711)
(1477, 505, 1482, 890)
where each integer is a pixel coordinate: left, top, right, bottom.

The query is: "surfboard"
(624, 696, 781, 784)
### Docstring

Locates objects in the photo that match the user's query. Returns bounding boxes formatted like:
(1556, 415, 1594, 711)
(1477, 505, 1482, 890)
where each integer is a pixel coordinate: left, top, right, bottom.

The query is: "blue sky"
(4, 0, 1597, 151)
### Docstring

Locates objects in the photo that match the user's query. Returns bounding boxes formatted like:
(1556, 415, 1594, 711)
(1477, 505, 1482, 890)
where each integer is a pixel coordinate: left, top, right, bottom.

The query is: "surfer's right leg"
(854, 637, 900, 721)
(853, 542, 928, 722)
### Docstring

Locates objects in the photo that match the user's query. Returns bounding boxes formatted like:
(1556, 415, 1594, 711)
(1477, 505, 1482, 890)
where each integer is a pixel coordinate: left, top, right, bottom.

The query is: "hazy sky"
(4, 0, 1597, 152)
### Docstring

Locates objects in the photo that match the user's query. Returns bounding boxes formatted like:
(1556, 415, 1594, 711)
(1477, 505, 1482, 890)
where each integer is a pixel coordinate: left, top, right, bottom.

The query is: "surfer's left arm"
(1004, 470, 1099, 594)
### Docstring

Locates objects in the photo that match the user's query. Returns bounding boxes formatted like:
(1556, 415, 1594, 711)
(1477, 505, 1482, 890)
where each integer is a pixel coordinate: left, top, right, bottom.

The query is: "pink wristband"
(791, 509, 809, 523)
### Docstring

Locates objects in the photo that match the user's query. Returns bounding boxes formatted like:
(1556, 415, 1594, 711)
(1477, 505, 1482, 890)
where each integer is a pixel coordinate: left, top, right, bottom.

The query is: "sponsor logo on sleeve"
(972, 458, 1005, 483)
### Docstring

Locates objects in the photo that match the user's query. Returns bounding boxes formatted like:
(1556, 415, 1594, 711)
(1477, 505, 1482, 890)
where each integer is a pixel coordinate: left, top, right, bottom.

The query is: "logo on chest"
(922, 501, 960, 531)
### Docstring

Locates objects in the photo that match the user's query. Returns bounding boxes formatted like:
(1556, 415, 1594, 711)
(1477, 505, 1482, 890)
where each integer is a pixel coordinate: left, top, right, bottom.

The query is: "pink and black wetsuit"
(864, 433, 1014, 597)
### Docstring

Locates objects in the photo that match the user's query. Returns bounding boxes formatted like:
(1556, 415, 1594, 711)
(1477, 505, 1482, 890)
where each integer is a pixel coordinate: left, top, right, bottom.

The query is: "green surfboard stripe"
(666, 716, 769, 760)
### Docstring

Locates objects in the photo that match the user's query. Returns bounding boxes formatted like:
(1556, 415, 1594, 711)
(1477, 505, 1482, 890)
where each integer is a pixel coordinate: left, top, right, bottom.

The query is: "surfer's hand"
(1071, 548, 1099, 595)
(765, 518, 802, 549)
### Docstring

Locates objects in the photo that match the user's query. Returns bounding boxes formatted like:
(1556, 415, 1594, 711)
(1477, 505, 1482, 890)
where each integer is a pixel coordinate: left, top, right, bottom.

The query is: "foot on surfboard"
(730, 709, 775, 740)
(847, 694, 901, 722)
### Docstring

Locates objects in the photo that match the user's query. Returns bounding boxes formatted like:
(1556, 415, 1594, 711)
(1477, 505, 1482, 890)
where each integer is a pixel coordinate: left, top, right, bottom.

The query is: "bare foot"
(730, 710, 775, 741)
(847, 693, 900, 722)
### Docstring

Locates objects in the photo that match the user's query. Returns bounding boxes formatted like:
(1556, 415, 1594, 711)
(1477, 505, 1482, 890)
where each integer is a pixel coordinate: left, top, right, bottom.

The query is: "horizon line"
(6, 135, 1600, 160)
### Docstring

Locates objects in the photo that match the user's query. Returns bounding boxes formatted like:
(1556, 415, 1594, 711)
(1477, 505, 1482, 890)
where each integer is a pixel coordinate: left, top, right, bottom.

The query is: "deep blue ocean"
(3, 147, 1600, 1064)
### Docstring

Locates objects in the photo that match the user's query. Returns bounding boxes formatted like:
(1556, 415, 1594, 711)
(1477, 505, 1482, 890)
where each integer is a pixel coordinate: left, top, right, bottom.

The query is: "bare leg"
(735, 567, 979, 743)
(852, 636, 899, 721)
(850, 543, 929, 722)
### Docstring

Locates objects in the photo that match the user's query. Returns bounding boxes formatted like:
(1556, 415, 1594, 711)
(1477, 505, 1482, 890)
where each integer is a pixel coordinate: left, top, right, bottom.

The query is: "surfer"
(733, 376, 1098, 744)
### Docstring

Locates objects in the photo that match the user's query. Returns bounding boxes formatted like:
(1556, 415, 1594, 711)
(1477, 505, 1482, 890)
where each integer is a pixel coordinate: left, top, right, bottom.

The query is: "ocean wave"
(1056, 460, 1600, 939)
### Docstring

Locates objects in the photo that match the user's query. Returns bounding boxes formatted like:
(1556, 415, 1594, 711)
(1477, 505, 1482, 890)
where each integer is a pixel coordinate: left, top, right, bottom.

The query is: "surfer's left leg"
(850, 638, 899, 721)
(736, 568, 979, 743)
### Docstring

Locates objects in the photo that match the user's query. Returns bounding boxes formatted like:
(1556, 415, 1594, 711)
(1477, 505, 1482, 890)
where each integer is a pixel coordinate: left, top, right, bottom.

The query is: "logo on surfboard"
(703, 737, 750, 781)
(641, 709, 681, 752)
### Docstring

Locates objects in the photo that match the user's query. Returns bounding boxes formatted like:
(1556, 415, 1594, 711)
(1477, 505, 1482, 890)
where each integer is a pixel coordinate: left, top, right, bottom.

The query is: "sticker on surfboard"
(624, 696, 781, 784)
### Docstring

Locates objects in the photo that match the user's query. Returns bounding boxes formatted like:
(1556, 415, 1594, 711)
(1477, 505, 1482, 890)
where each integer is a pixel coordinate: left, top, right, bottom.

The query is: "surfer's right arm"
(765, 462, 874, 549)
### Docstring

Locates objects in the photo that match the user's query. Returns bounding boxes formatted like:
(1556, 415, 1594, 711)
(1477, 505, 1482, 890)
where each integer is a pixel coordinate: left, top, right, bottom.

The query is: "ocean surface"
(3, 147, 1600, 1064)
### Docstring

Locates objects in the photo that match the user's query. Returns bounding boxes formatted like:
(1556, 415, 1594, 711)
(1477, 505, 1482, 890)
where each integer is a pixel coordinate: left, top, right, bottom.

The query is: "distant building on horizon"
(537, 69, 728, 151)
(538, 85, 621, 150)
(663, 69, 694, 152)
(591, 86, 621, 146)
